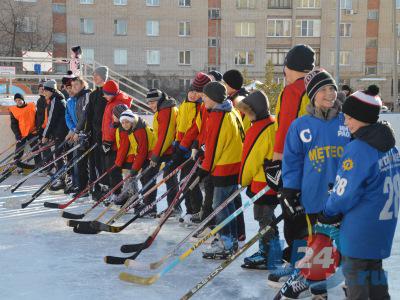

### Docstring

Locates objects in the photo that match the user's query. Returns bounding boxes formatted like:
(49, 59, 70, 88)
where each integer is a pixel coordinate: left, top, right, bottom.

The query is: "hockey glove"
(317, 211, 342, 226)
(195, 167, 209, 184)
(264, 160, 282, 192)
(102, 141, 112, 154)
(278, 188, 304, 220)
(171, 144, 189, 168)
(130, 169, 138, 177)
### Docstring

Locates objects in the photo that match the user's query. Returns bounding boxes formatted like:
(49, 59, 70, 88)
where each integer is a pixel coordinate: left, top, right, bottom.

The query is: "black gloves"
(317, 212, 342, 226)
(130, 169, 138, 177)
(278, 188, 304, 220)
(264, 160, 282, 192)
(171, 144, 189, 168)
(196, 167, 209, 184)
(102, 141, 112, 154)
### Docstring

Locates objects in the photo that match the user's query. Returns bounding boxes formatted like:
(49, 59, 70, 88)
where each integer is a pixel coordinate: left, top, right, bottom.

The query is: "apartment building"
(5, 0, 400, 105)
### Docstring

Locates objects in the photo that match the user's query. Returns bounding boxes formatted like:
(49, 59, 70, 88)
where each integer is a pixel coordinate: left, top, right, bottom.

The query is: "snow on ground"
(0, 175, 399, 300)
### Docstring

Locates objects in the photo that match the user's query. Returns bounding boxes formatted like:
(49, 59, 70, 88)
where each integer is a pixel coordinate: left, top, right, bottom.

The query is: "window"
(366, 38, 378, 48)
(267, 19, 291, 37)
(234, 50, 255, 65)
(296, 19, 320, 37)
(146, 20, 159, 36)
(208, 8, 221, 19)
(82, 48, 94, 63)
(179, 50, 191, 65)
(340, 0, 352, 9)
(80, 0, 94, 4)
(397, 50, 400, 64)
(208, 38, 219, 47)
(146, 0, 159, 6)
(16, 17, 37, 32)
(114, 49, 127, 65)
(147, 79, 160, 89)
(114, 0, 127, 4)
(266, 48, 290, 65)
(299, 0, 320, 8)
(365, 66, 377, 75)
(330, 51, 350, 66)
(14, 0, 37, 2)
(368, 10, 379, 20)
(268, 0, 292, 9)
(179, 0, 191, 7)
(397, 0, 400, 9)
(397, 24, 400, 37)
(236, 0, 256, 9)
(147, 50, 160, 65)
(114, 19, 127, 35)
(340, 23, 351, 37)
(179, 79, 191, 90)
(235, 22, 256, 37)
(80, 18, 94, 34)
(179, 21, 190, 36)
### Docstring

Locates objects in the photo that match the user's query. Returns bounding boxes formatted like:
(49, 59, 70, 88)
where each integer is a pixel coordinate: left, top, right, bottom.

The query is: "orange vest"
(9, 102, 37, 138)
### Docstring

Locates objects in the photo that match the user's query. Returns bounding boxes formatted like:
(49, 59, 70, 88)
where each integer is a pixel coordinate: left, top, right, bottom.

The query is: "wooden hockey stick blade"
(119, 272, 160, 285)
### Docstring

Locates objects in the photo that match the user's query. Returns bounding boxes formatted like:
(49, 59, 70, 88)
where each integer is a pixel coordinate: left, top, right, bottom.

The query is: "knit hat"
(103, 80, 119, 96)
(203, 81, 227, 104)
(119, 109, 135, 123)
(43, 79, 57, 92)
(342, 85, 382, 124)
(14, 93, 24, 101)
(112, 104, 129, 119)
(146, 89, 163, 103)
(304, 68, 337, 103)
(237, 90, 270, 121)
(284, 44, 315, 73)
(62, 70, 75, 86)
(223, 69, 244, 90)
(190, 72, 211, 92)
(94, 66, 109, 82)
(208, 70, 223, 82)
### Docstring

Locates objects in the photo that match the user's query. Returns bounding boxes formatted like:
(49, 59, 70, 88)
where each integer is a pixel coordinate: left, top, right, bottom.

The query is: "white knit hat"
(119, 109, 136, 123)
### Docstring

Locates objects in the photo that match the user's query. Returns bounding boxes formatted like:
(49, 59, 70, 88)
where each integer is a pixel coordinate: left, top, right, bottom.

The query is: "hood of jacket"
(157, 95, 176, 110)
(211, 99, 233, 113)
(353, 121, 396, 152)
(306, 99, 341, 121)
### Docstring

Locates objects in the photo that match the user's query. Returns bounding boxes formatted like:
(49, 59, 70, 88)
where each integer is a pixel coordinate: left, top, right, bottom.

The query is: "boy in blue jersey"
(269, 69, 351, 299)
(320, 85, 399, 300)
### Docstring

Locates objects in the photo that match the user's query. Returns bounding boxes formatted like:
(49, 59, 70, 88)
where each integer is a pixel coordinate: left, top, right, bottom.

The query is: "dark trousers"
(162, 156, 180, 209)
(76, 147, 89, 190)
(342, 256, 390, 300)
(88, 144, 106, 193)
(234, 193, 246, 240)
(201, 175, 214, 222)
(180, 160, 203, 214)
(53, 139, 65, 171)
(140, 161, 158, 212)
(104, 149, 122, 194)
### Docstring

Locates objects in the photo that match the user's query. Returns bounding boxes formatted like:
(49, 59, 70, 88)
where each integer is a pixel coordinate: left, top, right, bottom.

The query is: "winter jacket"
(180, 103, 209, 150)
(42, 91, 68, 140)
(151, 98, 178, 161)
(176, 99, 201, 143)
(202, 100, 243, 187)
(9, 102, 37, 140)
(239, 116, 277, 200)
(115, 117, 155, 171)
(229, 87, 252, 133)
(274, 77, 310, 154)
(65, 96, 78, 131)
(87, 87, 107, 144)
(283, 107, 351, 214)
(102, 91, 132, 147)
(35, 95, 47, 134)
(324, 121, 400, 259)
(75, 88, 91, 132)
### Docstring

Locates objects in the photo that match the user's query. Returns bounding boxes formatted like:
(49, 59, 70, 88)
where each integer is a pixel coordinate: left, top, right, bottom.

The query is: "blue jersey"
(283, 113, 351, 213)
(325, 140, 400, 259)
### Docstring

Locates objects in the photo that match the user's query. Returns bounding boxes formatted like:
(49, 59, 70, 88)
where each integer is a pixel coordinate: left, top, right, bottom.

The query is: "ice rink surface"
(1, 175, 400, 300)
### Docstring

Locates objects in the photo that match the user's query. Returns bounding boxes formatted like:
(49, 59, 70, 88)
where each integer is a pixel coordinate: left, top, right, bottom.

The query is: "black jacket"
(86, 86, 107, 143)
(42, 91, 68, 140)
(35, 95, 47, 135)
(74, 88, 92, 132)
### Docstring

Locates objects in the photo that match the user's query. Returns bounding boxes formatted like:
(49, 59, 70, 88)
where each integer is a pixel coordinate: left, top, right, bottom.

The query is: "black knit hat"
(146, 89, 163, 103)
(208, 70, 223, 82)
(237, 90, 270, 121)
(223, 69, 244, 90)
(342, 85, 382, 124)
(14, 93, 24, 101)
(304, 68, 337, 103)
(112, 104, 129, 119)
(203, 81, 227, 104)
(284, 44, 315, 73)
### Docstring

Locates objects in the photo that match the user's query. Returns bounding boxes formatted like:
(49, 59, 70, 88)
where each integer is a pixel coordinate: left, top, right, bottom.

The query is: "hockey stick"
(124, 187, 245, 269)
(177, 214, 284, 299)
(43, 165, 117, 209)
(117, 184, 271, 284)
(103, 159, 200, 265)
(0, 135, 39, 166)
(20, 144, 96, 209)
(8, 143, 80, 193)
(0, 140, 18, 158)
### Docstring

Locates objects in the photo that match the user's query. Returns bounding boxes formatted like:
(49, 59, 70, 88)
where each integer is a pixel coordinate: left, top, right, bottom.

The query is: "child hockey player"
(273, 69, 351, 299)
(237, 90, 281, 270)
(321, 85, 400, 300)
(146, 89, 181, 217)
(198, 81, 244, 259)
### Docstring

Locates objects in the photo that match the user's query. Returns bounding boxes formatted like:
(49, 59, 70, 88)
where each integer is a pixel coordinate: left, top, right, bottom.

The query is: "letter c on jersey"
(300, 129, 312, 143)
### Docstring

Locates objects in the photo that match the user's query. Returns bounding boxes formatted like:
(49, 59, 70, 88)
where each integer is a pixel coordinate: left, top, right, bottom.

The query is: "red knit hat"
(190, 72, 211, 92)
(103, 80, 119, 96)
